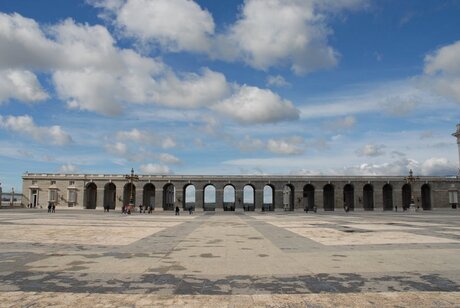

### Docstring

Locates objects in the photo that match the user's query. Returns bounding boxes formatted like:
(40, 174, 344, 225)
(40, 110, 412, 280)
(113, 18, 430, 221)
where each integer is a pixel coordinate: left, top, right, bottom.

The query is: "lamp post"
(404, 169, 419, 210)
(125, 168, 139, 213)
(452, 124, 460, 176)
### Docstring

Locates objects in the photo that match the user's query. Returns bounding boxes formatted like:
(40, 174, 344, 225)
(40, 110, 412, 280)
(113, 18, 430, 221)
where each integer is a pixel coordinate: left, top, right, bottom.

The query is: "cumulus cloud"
(266, 75, 291, 88)
(357, 144, 385, 157)
(115, 0, 214, 52)
(140, 163, 172, 174)
(59, 163, 78, 173)
(212, 85, 299, 124)
(90, 0, 368, 74)
(423, 40, 460, 104)
(116, 128, 177, 149)
(0, 114, 72, 145)
(267, 137, 305, 155)
(421, 157, 458, 176)
(159, 153, 181, 164)
(0, 69, 48, 103)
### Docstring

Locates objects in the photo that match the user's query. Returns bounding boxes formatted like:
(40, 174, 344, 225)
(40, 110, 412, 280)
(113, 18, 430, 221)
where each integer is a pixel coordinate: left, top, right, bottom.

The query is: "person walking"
(51, 203, 55, 213)
(47, 202, 52, 213)
(175, 206, 180, 216)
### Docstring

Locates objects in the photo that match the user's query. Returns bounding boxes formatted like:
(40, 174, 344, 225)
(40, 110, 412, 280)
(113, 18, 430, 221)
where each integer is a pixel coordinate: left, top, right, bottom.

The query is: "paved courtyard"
(1, 208, 460, 307)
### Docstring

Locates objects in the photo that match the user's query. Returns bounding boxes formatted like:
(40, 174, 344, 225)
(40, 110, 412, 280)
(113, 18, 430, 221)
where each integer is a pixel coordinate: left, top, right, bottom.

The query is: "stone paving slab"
(1, 209, 460, 306)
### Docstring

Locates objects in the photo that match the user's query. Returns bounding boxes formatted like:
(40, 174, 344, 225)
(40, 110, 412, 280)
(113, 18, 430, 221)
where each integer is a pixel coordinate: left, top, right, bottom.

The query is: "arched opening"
(163, 183, 175, 210)
(421, 184, 432, 210)
(84, 182, 97, 209)
(184, 184, 196, 211)
(243, 185, 255, 211)
(323, 184, 335, 211)
(283, 184, 295, 211)
(402, 184, 412, 210)
(103, 182, 116, 210)
(363, 184, 374, 211)
(263, 185, 274, 211)
(383, 184, 393, 211)
(204, 185, 216, 211)
(343, 184, 354, 211)
(303, 184, 315, 211)
(143, 183, 155, 210)
(123, 183, 136, 206)
(223, 185, 235, 211)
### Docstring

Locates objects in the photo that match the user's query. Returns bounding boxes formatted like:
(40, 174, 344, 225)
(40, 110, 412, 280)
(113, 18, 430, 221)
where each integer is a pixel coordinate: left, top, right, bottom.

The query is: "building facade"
(21, 173, 460, 211)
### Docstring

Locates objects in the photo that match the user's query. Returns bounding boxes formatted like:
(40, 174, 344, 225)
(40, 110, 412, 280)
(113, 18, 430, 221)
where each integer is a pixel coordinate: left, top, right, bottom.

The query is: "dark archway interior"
(303, 184, 315, 211)
(123, 183, 136, 206)
(421, 184, 432, 210)
(343, 184, 354, 211)
(163, 184, 175, 211)
(143, 183, 155, 209)
(85, 183, 97, 209)
(402, 184, 412, 210)
(323, 184, 334, 211)
(363, 184, 374, 211)
(104, 182, 116, 209)
(383, 184, 393, 211)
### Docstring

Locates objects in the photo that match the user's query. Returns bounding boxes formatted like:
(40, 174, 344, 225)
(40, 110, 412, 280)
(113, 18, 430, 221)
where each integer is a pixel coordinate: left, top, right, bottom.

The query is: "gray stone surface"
(1, 208, 460, 306)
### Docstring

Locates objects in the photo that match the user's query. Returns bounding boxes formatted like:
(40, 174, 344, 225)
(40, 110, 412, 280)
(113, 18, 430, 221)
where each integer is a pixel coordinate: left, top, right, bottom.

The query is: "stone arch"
(204, 184, 216, 211)
(263, 184, 275, 211)
(223, 184, 235, 211)
(143, 183, 155, 210)
(163, 183, 175, 210)
(323, 184, 335, 211)
(303, 184, 315, 211)
(343, 184, 354, 211)
(123, 183, 136, 206)
(402, 184, 412, 210)
(383, 184, 393, 211)
(184, 184, 196, 211)
(84, 182, 97, 209)
(283, 184, 295, 211)
(243, 184, 255, 211)
(421, 184, 432, 210)
(363, 184, 374, 211)
(103, 182, 116, 210)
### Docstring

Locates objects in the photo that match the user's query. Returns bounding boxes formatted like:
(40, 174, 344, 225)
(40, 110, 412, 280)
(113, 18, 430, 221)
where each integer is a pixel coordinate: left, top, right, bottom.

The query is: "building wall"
(21, 173, 460, 211)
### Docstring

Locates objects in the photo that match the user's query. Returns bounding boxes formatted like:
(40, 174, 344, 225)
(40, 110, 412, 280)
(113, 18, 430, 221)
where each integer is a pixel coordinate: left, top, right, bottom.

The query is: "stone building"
(21, 173, 460, 211)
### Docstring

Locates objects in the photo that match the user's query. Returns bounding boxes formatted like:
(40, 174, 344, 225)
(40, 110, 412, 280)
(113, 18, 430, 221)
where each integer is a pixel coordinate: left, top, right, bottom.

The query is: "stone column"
(155, 187, 163, 210)
(175, 188, 183, 209)
(235, 188, 244, 209)
(97, 187, 104, 210)
(274, 187, 284, 211)
(215, 187, 223, 210)
(255, 188, 263, 210)
(195, 188, 204, 210)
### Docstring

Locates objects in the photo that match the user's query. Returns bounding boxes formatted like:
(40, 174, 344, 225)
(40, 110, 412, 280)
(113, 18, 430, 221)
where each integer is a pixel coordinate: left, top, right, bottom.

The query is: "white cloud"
(159, 153, 181, 164)
(59, 163, 78, 173)
(266, 75, 291, 88)
(236, 135, 265, 152)
(115, 0, 214, 52)
(0, 69, 48, 103)
(140, 163, 172, 174)
(267, 137, 305, 155)
(0, 114, 72, 145)
(215, 0, 338, 74)
(357, 144, 385, 157)
(423, 40, 460, 104)
(213, 85, 299, 124)
(323, 115, 356, 131)
(421, 157, 458, 176)
(105, 141, 128, 156)
(115, 128, 177, 149)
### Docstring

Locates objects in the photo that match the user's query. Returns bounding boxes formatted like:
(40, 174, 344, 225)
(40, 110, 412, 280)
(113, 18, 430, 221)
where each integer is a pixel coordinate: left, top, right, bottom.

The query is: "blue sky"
(1, 0, 460, 191)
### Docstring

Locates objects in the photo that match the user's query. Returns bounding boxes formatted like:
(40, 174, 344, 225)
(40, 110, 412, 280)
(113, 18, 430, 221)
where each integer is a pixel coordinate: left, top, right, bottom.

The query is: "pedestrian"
(122, 204, 126, 214)
(175, 206, 180, 216)
(188, 206, 193, 215)
(139, 204, 143, 214)
(52, 203, 55, 213)
(47, 202, 52, 213)
(148, 205, 153, 214)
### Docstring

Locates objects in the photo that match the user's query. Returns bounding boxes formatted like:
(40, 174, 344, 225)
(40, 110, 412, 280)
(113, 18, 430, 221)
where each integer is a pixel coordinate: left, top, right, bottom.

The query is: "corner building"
(22, 173, 460, 211)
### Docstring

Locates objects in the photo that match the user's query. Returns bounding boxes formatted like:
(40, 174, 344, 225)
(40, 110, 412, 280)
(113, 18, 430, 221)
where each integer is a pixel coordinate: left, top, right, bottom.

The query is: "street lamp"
(404, 169, 419, 210)
(125, 168, 139, 213)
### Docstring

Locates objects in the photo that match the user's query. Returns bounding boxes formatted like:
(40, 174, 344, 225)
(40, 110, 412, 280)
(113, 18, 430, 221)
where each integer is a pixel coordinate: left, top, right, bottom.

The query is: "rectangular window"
(49, 189, 57, 202)
(69, 181, 75, 185)
(51, 180, 56, 185)
(69, 190, 77, 203)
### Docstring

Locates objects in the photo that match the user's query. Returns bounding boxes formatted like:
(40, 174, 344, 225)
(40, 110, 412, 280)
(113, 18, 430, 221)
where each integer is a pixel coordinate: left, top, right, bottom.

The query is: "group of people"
(138, 204, 154, 214)
(175, 206, 194, 215)
(47, 202, 55, 213)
